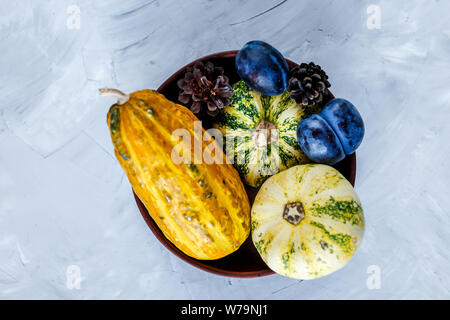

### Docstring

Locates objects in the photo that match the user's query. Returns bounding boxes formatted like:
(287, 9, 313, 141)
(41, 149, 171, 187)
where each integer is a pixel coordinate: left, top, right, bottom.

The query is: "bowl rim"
(133, 50, 356, 278)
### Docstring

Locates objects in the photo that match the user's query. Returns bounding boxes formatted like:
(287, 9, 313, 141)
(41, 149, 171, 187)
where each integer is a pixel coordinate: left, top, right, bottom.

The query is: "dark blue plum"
(320, 99, 365, 155)
(297, 114, 346, 165)
(235, 40, 289, 96)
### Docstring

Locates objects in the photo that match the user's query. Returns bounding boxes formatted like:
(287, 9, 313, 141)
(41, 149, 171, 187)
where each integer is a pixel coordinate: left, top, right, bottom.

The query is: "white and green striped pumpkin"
(251, 164, 364, 280)
(214, 80, 322, 188)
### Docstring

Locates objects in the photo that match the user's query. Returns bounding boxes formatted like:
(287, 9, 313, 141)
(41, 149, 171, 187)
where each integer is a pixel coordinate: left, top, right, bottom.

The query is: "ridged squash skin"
(251, 164, 364, 279)
(107, 89, 251, 260)
(214, 81, 322, 188)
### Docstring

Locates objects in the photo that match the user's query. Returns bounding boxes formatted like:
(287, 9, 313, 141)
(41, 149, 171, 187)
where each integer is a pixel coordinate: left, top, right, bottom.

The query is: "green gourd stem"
(99, 87, 130, 105)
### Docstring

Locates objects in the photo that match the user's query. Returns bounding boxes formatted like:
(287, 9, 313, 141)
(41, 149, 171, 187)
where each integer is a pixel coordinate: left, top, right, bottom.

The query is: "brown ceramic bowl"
(133, 51, 356, 278)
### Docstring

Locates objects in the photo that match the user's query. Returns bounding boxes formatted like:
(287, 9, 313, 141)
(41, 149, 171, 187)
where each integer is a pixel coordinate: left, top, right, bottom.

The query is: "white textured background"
(0, 0, 449, 299)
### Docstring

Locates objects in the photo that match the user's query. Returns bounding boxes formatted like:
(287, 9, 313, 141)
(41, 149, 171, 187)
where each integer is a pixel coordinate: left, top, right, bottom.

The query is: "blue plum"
(297, 98, 365, 165)
(320, 99, 364, 155)
(297, 114, 346, 165)
(235, 40, 289, 96)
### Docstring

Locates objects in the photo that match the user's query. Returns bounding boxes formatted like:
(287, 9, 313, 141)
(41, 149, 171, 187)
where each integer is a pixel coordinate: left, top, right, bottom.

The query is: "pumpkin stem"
(252, 119, 278, 149)
(99, 87, 130, 105)
(283, 202, 306, 225)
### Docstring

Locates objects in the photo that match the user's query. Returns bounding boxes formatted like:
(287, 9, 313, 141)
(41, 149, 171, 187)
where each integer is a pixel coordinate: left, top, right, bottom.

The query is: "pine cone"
(287, 62, 331, 107)
(177, 61, 233, 117)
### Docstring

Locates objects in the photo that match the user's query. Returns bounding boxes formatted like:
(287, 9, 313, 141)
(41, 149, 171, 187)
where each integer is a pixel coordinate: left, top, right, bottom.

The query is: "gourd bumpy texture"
(107, 89, 251, 260)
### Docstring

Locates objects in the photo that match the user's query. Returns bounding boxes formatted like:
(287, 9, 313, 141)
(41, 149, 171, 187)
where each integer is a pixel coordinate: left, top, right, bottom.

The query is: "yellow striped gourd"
(102, 88, 250, 260)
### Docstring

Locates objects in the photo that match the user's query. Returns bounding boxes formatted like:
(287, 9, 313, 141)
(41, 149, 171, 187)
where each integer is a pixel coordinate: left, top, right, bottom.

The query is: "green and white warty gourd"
(214, 81, 322, 188)
(251, 164, 365, 280)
